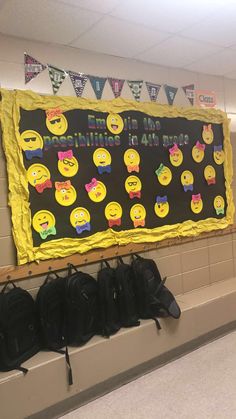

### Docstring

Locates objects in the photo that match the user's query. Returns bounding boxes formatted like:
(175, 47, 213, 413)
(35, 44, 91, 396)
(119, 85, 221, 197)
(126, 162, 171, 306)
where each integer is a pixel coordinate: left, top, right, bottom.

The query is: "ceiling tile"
(184, 50, 236, 76)
(55, 0, 120, 14)
(135, 36, 222, 68)
(110, 0, 225, 34)
(71, 16, 170, 58)
(0, 0, 102, 45)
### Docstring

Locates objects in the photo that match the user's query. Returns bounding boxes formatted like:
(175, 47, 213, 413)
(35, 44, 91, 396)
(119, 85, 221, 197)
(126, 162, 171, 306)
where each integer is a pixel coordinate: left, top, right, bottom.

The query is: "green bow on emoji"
(216, 208, 224, 215)
(40, 226, 57, 239)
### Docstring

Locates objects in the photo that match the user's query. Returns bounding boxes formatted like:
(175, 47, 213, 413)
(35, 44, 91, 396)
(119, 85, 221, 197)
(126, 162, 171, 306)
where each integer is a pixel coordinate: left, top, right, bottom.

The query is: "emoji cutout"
(202, 124, 214, 144)
(32, 210, 56, 240)
(105, 202, 123, 228)
(58, 150, 79, 177)
(85, 178, 107, 202)
(169, 144, 183, 167)
(55, 180, 77, 206)
(181, 170, 194, 192)
(155, 163, 172, 186)
(214, 195, 225, 215)
(213, 145, 225, 165)
(19, 130, 43, 160)
(192, 141, 205, 163)
(70, 207, 91, 235)
(45, 108, 68, 135)
(27, 164, 52, 193)
(93, 148, 112, 174)
(204, 165, 216, 185)
(191, 193, 203, 214)
(124, 149, 140, 173)
(154, 196, 169, 218)
(125, 176, 142, 199)
(130, 204, 146, 228)
(106, 113, 124, 135)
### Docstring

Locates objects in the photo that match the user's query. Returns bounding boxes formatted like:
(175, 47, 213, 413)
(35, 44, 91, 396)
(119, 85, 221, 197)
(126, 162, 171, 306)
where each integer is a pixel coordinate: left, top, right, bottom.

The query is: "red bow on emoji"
(133, 219, 145, 228)
(35, 179, 52, 193)
(207, 177, 216, 185)
(55, 180, 71, 191)
(46, 108, 62, 121)
(129, 191, 141, 199)
(109, 218, 121, 228)
(127, 165, 139, 173)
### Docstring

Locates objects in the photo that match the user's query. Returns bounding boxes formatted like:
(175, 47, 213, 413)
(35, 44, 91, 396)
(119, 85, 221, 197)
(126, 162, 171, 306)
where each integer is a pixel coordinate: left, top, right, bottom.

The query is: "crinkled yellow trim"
(0, 89, 234, 265)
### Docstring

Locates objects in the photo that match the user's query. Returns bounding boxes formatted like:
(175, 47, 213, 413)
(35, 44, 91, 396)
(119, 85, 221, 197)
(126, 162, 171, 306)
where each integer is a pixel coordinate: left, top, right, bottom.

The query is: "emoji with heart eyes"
(19, 130, 44, 160)
(32, 210, 56, 240)
(46, 108, 68, 135)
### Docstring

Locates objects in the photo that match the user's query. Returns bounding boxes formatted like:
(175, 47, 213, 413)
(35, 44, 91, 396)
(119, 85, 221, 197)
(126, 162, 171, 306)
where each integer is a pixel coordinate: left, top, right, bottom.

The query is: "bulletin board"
(0, 89, 234, 265)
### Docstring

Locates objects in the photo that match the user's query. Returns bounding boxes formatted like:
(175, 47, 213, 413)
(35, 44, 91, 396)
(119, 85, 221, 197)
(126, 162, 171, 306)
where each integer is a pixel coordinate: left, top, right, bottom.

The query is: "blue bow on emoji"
(97, 165, 111, 174)
(25, 148, 43, 160)
(76, 222, 91, 235)
(183, 184, 193, 192)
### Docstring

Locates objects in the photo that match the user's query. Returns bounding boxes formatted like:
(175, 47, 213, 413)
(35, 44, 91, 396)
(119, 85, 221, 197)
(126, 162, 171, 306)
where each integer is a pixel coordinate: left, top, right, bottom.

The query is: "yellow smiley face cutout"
(214, 195, 225, 215)
(156, 165, 172, 186)
(202, 124, 214, 144)
(93, 148, 111, 167)
(124, 149, 140, 167)
(105, 202, 123, 220)
(204, 165, 216, 184)
(192, 143, 205, 163)
(125, 176, 142, 194)
(70, 207, 91, 228)
(55, 183, 77, 207)
(87, 181, 107, 202)
(32, 210, 55, 233)
(154, 199, 169, 218)
(19, 130, 43, 151)
(46, 112, 68, 135)
(130, 204, 146, 224)
(181, 170, 194, 188)
(106, 113, 124, 134)
(191, 196, 203, 214)
(213, 148, 225, 165)
(27, 164, 50, 186)
(58, 156, 79, 177)
(169, 147, 183, 167)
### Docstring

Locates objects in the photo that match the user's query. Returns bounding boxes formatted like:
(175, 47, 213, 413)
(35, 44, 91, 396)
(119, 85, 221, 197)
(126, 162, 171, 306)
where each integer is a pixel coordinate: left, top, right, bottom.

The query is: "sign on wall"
(0, 90, 234, 264)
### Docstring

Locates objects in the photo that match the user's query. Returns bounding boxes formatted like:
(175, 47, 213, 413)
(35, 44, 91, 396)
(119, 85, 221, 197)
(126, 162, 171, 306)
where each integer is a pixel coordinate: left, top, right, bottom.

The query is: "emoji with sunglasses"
(19, 130, 44, 160)
(125, 175, 142, 199)
(57, 150, 79, 177)
(45, 108, 68, 135)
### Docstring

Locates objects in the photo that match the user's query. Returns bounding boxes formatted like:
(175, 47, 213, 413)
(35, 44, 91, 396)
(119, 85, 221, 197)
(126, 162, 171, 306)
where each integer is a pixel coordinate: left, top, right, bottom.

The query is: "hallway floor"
(61, 331, 236, 419)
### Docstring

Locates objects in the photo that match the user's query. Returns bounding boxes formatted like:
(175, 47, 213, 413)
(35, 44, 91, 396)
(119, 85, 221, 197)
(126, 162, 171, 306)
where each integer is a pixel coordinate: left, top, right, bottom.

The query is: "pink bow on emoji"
(55, 180, 71, 191)
(169, 144, 179, 155)
(58, 150, 73, 160)
(203, 124, 211, 131)
(192, 193, 201, 202)
(85, 178, 98, 193)
(46, 108, 62, 120)
(195, 141, 205, 151)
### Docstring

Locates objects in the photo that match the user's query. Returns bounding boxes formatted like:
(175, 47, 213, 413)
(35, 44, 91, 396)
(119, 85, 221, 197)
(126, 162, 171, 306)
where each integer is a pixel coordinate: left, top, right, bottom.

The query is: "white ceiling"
(1, 0, 236, 78)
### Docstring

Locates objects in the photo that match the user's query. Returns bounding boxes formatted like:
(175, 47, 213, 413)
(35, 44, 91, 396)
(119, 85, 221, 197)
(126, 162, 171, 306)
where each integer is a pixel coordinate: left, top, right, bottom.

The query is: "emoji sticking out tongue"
(106, 113, 124, 135)
(40, 222, 49, 230)
(32, 210, 56, 240)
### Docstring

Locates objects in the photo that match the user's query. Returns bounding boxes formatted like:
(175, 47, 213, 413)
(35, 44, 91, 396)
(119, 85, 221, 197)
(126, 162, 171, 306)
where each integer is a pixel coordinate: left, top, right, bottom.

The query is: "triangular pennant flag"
(146, 82, 161, 102)
(68, 71, 88, 97)
(128, 80, 143, 101)
(89, 75, 107, 100)
(24, 53, 46, 84)
(164, 85, 178, 105)
(48, 64, 67, 95)
(182, 84, 195, 106)
(108, 78, 125, 98)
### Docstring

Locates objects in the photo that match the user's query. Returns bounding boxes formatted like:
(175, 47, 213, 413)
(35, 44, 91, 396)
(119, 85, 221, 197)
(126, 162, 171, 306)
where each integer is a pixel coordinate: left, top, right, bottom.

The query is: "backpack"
(65, 264, 99, 346)
(97, 260, 120, 337)
(132, 254, 181, 326)
(115, 257, 140, 328)
(0, 281, 39, 374)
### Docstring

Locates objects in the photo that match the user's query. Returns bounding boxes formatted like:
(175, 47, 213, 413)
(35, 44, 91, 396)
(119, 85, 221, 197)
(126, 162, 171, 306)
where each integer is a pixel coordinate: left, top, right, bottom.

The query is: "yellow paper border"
(0, 89, 234, 265)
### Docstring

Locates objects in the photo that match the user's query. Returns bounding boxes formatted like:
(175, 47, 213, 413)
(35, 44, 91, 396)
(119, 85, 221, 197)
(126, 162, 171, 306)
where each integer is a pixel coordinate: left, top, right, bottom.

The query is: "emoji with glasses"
(45, 108, 68, 135)
(57, 150, 79, 177)
(125, 175, 142, 199)
(19, 130, 44, 160)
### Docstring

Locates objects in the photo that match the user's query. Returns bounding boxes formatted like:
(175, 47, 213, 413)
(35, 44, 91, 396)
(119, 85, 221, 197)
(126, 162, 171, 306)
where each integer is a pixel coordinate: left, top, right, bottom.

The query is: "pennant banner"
(164, 85, 178, 105)
(128, 80, 143, 101)
(108, 78, 125, 98)
(146, 82, 161, 102)
(48, 65, 67, 95)
(195, 90, 217, 108)
(182, 84, 195, 106)
(68, 71, 88, 97)
(24, 53, 46, 84)
(89, 76, 107, 100)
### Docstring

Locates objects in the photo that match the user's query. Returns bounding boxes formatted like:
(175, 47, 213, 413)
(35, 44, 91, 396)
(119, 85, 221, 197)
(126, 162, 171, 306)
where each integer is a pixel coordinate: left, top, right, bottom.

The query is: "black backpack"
(132, 254, 181, 326)
(115, 257, 140, 328)
(0, 281, 39, 374)
(65, 264, 99, 346)
(97, 260, 120, 337)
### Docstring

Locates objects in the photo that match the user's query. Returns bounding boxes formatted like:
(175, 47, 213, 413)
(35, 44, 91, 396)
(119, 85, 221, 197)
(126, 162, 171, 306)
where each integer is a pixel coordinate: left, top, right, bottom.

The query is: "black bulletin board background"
(19, 108, 226, 248)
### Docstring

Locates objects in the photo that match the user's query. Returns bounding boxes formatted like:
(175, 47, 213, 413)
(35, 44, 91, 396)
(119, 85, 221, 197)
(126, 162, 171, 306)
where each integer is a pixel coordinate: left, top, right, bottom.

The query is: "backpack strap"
(1, 280, 17, 293)
(67, 263, 78, 276)
(131, 253, 142, 261)
(101, 260, 111, 269)
(43, 272, 60, 285)
(117, 256, 124, 265)
(51, 347, 73, 386)
(151, 317, 161, 330)
(16, 366, 28, 375)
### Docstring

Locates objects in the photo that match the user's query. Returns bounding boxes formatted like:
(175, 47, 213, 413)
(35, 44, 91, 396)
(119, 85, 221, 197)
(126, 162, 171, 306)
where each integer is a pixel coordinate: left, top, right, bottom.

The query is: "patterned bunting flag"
(68, 71, 88, 97)
(48, 64, 67, 95)
(24, 53, 46, 84)
(128, 80, 143, 101)
(108, 78, 125, 98)
(146, 82, 161, 102)
(182, 84, 195, 106)
(164, 85, 178, 105)
(88, 76, 107, 100)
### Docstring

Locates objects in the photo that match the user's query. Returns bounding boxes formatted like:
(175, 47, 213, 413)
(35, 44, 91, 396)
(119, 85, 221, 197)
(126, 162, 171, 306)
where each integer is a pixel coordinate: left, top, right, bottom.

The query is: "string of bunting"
(24, 53, 197, 105)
